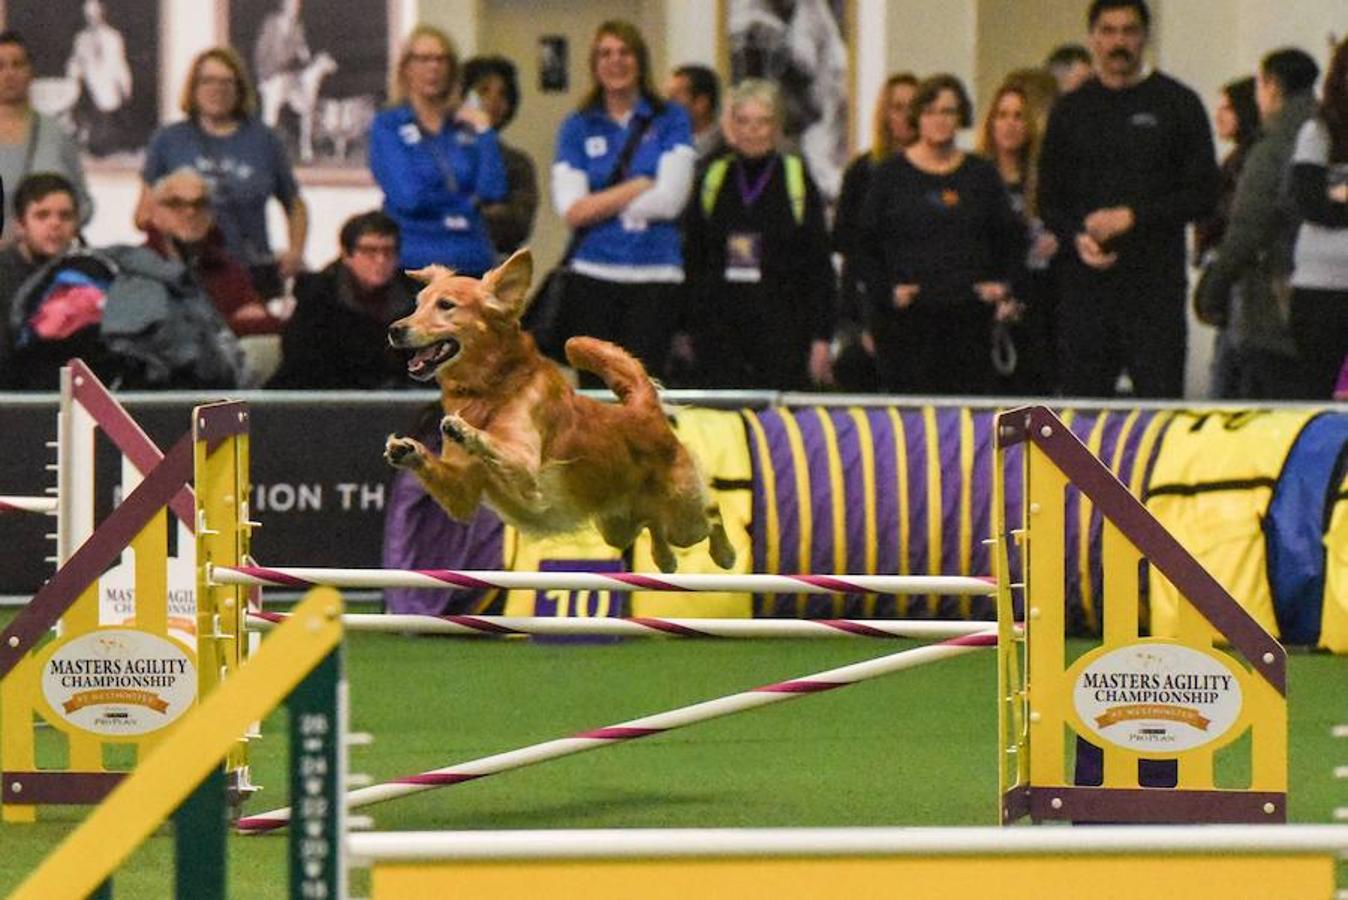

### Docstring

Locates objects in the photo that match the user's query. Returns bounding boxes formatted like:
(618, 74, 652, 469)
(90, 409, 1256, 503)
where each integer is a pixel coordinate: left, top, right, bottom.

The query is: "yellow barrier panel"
(370, 853, 1330, 900)
(11, 587, 343, 900)
(996, 406, 1287, 824)
(192, 401, 254, 802)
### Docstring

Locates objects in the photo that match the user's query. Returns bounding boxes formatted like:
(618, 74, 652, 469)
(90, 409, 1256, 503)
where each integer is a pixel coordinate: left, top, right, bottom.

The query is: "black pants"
(869, 293, 995, 396)
(699, 288, 814, 391)
(1056, 272, 1186, 399)
(1289, 287, 1348, 399)
(563, 274, 678, 385)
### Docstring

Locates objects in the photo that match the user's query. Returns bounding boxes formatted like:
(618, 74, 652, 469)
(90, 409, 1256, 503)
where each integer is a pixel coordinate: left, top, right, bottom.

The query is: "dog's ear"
(405, 264, 454, 285)
(482, 248, 533, 320)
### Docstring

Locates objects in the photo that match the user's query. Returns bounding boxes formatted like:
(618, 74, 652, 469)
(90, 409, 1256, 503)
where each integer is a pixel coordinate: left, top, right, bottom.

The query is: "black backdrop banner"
(0, 394, 437, 596)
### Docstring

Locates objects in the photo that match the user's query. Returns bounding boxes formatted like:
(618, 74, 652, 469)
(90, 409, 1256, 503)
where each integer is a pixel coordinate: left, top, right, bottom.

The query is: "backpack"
(700, 153, 806, 224)
(8, 250, 127, 391)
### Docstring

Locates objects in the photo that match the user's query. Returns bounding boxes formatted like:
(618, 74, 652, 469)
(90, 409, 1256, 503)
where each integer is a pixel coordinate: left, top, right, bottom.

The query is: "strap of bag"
(560, 112, 657, 266)
(700, 152, 806, 225)
(19, 112, 40, 183)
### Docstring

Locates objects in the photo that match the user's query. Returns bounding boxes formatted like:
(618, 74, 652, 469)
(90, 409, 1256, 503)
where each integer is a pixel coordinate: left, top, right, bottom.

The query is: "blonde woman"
(977, 77, 1060, 392)
(549, 20, 694, 377)
(369, 25, 504, 275)
(832, 72, 919, 382)
(137, 47, 307, 298)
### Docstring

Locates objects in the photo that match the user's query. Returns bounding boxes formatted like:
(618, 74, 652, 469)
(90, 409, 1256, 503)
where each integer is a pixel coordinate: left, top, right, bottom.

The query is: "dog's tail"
(564, 336, 661, 412)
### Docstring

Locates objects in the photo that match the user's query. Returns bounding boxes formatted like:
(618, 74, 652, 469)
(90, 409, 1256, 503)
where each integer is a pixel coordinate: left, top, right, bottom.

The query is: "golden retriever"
(384, 248, 736, 574)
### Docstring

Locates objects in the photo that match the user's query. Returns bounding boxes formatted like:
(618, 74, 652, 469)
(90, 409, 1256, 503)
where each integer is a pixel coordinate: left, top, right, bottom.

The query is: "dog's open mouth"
(406, 338, 461, 381)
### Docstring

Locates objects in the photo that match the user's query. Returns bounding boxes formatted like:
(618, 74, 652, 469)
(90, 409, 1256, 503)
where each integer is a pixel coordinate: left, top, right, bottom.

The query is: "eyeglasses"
(351, 243, 398, 259)
(196, 75, 237, 88)
(407, 53, 451, 66)
(162, 197, 210, 211)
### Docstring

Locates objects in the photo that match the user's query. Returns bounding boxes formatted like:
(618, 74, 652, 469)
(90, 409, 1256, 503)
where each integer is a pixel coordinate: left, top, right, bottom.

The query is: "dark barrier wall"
(0, 393, 438, 595)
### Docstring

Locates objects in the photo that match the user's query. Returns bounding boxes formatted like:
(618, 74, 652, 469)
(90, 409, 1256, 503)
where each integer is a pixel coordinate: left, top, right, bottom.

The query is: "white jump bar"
(348, 825, 1348, 863)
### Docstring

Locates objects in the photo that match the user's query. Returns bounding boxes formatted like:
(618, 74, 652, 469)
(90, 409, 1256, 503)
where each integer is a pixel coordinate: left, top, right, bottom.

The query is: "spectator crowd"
(0, 0, 1344, 401)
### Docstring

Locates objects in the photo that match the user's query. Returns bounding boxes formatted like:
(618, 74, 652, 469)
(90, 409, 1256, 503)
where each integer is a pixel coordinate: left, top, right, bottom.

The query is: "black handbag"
(523, 111, 657, 359)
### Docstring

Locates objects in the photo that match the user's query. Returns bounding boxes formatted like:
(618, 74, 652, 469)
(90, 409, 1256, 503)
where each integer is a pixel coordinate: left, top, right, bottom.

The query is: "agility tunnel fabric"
(1263, 412, 1348, 650)
(740, 406, 1172, 631)
(381, 403, 1348, 650)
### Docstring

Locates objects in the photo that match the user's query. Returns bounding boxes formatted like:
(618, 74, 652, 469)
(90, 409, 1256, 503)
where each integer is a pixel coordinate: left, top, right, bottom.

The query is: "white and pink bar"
(212, 565, 997, 596)
(236, 631, 996, 834)
(0, 496, 57, 515)
(247, 611, 997, 640)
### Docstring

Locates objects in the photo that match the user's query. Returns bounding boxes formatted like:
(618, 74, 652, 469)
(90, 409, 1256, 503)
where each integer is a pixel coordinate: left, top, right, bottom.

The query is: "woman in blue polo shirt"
(551, 19, 694, 376)
(370, 25, 505, 276)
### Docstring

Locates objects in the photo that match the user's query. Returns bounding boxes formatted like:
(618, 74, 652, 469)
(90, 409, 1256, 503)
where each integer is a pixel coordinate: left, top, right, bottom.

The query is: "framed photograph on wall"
(223, 0, 401, 182)
(1, 0, 163, 169)
(719, 0, 853, 201)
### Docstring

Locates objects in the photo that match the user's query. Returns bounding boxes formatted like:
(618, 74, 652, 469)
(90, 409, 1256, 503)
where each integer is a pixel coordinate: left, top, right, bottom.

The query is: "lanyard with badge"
(408, 119, 475, 233)
(725, 154, 777, 283)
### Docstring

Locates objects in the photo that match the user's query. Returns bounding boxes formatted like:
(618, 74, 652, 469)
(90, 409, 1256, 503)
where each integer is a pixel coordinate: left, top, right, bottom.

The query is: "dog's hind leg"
(661, 449, 737, 570)
(705, 502, 737, 570)
(596, 513, 641, 552)
(647, 523, 678, 574)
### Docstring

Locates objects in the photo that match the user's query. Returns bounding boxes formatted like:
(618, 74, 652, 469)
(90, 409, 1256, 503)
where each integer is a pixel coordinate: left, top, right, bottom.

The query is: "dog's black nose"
(388, 323, 407, 346)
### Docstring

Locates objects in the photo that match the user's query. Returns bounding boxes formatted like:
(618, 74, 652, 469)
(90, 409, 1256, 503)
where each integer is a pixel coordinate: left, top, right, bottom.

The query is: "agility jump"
(2, 382, 1309, 897)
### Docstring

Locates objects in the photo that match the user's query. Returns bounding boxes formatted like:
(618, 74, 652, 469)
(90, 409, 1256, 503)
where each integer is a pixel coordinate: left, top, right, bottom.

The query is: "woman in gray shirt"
(0, 31, 93, 238)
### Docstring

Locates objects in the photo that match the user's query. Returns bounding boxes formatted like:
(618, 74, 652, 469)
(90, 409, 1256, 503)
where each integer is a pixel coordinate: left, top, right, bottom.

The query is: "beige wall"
(76, 0, 1348, 393)
(973, 0, 1083, 114)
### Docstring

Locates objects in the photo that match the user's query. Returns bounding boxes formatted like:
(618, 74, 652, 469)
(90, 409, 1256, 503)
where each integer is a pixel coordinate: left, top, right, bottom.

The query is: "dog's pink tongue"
(409, 347, 439, 373)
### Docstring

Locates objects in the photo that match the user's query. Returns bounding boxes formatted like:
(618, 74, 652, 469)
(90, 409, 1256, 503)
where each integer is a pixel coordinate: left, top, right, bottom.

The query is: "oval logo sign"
(40, 629, 197, 738)
(1072, 642, 1243, 753)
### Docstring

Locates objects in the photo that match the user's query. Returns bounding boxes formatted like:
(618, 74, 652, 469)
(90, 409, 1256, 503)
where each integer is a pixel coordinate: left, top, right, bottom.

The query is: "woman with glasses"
(684, 79, 834, 390)
(142, 166, 278, 339)
(268, 210, 415, 389)
(0, 31, 93, 239)
(549, 19, 694, 379)
(137, 47, 307, 299)
(859, 73, 1023, 395)
(369, 25, 505, 277)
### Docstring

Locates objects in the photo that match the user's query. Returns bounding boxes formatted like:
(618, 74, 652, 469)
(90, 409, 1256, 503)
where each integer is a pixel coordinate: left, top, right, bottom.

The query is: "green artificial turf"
(1, 624, 1345, 898)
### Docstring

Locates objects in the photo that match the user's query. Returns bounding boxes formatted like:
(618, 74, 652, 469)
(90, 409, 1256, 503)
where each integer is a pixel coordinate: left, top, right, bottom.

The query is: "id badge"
(724, 231, 763, 283)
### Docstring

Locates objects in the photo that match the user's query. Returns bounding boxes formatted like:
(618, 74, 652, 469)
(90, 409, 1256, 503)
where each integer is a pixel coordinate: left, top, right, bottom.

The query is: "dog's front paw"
(440, 413, 468, 445)
(441, 414, 486, 455)
(384, 434, 427, 469)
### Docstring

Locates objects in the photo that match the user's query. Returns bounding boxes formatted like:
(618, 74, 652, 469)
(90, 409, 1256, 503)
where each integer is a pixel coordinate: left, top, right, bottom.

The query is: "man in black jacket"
(1038, 0, 1220, 398)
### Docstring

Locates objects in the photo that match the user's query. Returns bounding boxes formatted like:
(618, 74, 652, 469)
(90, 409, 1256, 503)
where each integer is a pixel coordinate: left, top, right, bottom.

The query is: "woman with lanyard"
(0, 31, 92, 239)
(551, 19, 693, 380)
(684, 79, 834, 390)
(370, 25, 505, 277)
(137, 47, 307, 299)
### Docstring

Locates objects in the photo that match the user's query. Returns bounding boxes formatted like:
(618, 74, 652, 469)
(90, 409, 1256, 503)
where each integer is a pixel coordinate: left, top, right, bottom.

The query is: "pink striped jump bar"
(213, 565, 997, 596)
(247, 611, 997, 640)
(0, 496, 56, 514)
(235, 630, 996, 834)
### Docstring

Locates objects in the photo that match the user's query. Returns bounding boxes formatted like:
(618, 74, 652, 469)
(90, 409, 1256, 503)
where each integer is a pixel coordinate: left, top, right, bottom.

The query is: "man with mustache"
(1038, 0, 1219, 398)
